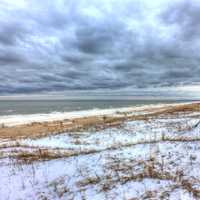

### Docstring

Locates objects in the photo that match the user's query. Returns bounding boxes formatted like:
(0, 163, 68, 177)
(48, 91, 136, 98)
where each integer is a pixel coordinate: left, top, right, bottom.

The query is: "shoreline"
(0, 101, 195, 127)
(0, 102, 199, 139)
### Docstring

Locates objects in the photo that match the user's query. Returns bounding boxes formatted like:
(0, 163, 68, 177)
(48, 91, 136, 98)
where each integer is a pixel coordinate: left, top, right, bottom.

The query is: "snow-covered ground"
(0, 105, 200, 199)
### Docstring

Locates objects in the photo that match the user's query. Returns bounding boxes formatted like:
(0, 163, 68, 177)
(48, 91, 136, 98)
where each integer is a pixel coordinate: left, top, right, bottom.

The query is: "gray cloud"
(161, 0, 200, 40)
(0, 0, 200, 95)
(0, 51, 23, 65)
(0, 23, 23, 46)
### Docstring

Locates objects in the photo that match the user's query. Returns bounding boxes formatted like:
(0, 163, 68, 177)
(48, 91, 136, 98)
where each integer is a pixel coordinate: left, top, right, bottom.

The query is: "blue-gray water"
(0, 99, 192, 116)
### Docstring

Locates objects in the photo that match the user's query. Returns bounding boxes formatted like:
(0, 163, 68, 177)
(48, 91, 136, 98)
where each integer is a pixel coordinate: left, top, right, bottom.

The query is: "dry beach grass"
(0, 102, 200, 139)
(1, 102, 200, 199)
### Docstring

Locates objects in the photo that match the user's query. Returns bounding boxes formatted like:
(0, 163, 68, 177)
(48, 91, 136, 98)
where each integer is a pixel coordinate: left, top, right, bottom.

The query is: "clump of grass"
(14, 149, 62, 164)
(75, 156, 200, 198)
(77, 176, 101, 187)
(48, 176, 70, 198)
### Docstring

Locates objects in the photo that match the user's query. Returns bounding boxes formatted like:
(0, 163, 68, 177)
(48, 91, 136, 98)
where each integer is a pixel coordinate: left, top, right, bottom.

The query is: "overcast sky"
(0, 0, 200, 97)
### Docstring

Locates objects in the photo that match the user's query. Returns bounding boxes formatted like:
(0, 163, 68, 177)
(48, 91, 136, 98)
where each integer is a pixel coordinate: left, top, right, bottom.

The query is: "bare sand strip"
(0, 102, 199, 139)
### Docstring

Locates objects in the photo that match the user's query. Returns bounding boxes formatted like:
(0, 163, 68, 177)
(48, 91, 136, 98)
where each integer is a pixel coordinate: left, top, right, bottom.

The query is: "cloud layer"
(0, 0, 200, 94)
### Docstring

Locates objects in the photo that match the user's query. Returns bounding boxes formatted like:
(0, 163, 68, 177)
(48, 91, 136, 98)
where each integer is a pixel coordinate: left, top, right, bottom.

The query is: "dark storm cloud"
(0, 0, 200, 95)
(74, 19, 125, 54)
(0, 51, 23, 65)
(0, 22, 27, 46)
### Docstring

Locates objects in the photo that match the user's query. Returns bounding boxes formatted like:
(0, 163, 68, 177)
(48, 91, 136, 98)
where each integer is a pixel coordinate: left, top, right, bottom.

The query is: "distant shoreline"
(0, 99, 193, 116)
(0, 102, 194, 127)
(0, 102, 199, 140)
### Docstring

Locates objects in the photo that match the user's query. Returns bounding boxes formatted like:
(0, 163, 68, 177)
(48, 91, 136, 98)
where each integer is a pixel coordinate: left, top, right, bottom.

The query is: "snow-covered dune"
(0, 102, 200, 199)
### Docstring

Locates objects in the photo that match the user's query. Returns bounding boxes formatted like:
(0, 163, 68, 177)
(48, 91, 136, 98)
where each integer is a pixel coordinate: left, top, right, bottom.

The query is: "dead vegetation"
(3, 139, 199, 164)
(13, 149, 63, 164)
(0, 115, 123, 139)
(1, 102, 200, 199)
(3, 119, 200, 164)
(77, 157, 200, 199)
(0, 104, 200, 200)
(0, 102, 199, 139)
